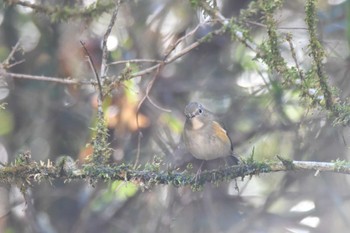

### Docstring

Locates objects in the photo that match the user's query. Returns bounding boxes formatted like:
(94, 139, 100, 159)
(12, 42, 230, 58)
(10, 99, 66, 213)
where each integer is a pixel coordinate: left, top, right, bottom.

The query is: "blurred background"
(1, 0, 350, 232)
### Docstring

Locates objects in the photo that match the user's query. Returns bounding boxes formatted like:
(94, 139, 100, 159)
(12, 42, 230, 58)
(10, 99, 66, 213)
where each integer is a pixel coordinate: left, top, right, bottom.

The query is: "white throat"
(190, 117, 204, 130)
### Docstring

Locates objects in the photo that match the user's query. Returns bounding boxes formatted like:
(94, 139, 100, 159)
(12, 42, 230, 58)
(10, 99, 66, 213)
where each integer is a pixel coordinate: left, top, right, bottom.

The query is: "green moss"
(87, 111, 112, 165)
(332, 159, 350, 172)
(277, 155, 294, 170)
(305, 0, 334, 111)
(189, 0, 202, 8)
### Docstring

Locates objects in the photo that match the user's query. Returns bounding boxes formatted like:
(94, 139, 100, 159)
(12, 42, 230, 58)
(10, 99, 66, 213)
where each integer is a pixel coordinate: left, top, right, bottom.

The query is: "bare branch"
(245, 20, 308, 30)
(199, 2, 259, 53)
(108, 59, 163, 66)
(133, 132, 143, 170)
(1, 71, 92, 85)
(101, 0, 122, 79)
(163, 22, 204, 61)
(146, 95, 172, 112)
(80, 41, 103, 100)
(130, 64, 160, 78)
(129, 27, 226, 79)
(3, 42, 22, 67)
(136, 64, 163, 122)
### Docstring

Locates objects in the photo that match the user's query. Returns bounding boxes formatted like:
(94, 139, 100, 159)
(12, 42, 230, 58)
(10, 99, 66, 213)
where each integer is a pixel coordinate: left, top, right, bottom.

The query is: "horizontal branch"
(5, 0, 115, 21)
(1, 159, 349, 189)
(1, 71, 94, 85)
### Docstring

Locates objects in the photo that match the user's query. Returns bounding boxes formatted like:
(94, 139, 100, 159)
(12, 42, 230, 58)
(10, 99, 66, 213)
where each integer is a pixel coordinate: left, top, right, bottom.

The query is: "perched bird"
(183, 102, 239, 165)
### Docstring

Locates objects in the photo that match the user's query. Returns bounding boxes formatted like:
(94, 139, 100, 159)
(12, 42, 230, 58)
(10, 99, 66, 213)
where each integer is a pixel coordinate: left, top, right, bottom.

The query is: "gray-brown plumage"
(183, 102, 239, 164)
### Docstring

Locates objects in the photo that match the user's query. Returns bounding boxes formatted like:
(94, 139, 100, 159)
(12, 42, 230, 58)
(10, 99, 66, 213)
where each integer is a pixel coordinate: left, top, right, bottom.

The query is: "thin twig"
(1, 71, 92, 85)
(101, 0, 122, 79)
(136, 64, 163, 123)
(133, 132, 143, 170)
(130, 64, 160, 78)
(108, 59, 163, 66)
(133, 16, 200, 150)
(3, 42, 21, 66)
(163, 22, 205, 61)
(286, 34, 305, 80)
(146, 96, 171, 112)
(80, 40, 103, 100)
(6, 59, 25, 69)
(129, 27, 225, 79)
(245, 20, 307, 30)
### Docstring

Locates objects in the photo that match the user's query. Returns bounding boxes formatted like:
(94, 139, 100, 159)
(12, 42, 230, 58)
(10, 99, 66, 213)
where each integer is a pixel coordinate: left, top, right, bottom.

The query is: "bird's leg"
(193, 160, 205, 183)
(223, 157, 240, 192)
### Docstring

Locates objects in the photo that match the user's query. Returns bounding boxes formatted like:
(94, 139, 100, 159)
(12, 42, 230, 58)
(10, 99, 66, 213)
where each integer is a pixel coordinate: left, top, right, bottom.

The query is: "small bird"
(183, 102, 239, 166)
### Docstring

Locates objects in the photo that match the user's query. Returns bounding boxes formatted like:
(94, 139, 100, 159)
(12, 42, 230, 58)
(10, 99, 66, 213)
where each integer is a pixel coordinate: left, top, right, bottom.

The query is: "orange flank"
(212, 121, 230, 143)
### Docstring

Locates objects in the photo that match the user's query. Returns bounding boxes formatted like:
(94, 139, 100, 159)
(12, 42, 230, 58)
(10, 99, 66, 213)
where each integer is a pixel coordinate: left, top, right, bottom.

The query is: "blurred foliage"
(0, 110, 13, 136)
(0, 0, 350, 233)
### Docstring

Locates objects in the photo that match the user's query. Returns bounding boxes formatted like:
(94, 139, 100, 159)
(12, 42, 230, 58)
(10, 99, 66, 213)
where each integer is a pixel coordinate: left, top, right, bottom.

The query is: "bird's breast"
(184, 125, 232, 160)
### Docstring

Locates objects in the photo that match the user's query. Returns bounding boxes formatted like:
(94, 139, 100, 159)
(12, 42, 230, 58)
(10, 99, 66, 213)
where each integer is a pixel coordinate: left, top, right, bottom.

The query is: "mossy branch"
(305, 0, 333, 109)
(199, 0, 350, 126)
(4, 0, 115, 22)
(1, 157, 350, 190)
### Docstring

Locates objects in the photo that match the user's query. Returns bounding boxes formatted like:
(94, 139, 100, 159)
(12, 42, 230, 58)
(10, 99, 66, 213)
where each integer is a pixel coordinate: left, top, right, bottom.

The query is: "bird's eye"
(198, 109, 202, 114)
